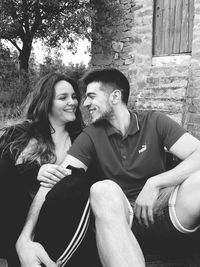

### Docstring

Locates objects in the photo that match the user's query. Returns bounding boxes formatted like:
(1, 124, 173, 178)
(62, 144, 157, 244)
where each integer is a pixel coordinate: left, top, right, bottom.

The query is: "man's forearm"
(149, 149, 200, 189)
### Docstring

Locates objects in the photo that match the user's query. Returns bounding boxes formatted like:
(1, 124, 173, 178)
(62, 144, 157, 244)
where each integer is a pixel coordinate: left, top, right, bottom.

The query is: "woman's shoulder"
(0, 124, 19, 144)
(0, 120, 34, 160)
(16, 138, 38, 165)
(0, 120, 33, 140)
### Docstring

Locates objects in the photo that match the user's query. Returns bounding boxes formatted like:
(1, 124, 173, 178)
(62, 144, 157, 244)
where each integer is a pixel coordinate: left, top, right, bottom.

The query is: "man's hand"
(134, 179, 160, 227)
(37, 163, 70, 188)
(16, 239, 57, 267)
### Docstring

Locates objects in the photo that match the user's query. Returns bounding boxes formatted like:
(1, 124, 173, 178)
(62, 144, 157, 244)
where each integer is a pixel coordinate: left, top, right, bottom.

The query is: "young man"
(17, 68, 200, 267)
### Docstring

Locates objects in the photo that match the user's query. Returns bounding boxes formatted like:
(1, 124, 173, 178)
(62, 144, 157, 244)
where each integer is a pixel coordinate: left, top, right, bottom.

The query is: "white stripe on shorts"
(124, 194, 134, 227)
(56, 198, 91, 267)
(56, 194, 133, 267)
(169, 185, 200, 234)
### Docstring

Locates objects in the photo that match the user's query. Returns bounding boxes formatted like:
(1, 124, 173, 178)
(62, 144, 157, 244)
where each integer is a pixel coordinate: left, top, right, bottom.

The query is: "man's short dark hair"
(82, 68, 130, 104)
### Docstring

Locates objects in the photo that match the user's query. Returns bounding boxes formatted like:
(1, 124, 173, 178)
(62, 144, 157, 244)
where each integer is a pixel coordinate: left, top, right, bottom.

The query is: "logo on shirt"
(138, 144, 147, 154)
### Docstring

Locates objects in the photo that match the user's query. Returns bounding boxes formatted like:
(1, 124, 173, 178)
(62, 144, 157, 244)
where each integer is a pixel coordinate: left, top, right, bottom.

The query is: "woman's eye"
(59, 96, 67, 100)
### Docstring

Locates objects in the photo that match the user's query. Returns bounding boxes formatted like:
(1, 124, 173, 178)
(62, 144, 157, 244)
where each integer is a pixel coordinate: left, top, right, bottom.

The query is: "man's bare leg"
(175, 170, 200, 230)
(90, 180, 145, 267)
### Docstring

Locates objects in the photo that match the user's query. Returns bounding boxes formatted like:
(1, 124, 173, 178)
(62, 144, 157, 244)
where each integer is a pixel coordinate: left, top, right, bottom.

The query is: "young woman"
(0, 73, 84, 266)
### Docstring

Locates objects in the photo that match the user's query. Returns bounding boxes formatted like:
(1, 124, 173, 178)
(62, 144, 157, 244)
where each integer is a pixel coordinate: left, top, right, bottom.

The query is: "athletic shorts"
(34, 167, 93, 267)
(125, 186, 200, 251)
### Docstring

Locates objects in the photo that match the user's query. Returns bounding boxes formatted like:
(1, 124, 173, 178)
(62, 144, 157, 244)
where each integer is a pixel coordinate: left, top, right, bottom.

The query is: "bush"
(0, 46, 89, 125)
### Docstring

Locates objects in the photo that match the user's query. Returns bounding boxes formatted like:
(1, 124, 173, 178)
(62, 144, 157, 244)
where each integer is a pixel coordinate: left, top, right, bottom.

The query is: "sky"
(33, 39, 91, 66)
(3, 38, 91, 66)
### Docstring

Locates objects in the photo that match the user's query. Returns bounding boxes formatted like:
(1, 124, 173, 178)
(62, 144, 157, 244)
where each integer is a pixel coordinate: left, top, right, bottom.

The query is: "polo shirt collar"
(105, 111, 140, 137)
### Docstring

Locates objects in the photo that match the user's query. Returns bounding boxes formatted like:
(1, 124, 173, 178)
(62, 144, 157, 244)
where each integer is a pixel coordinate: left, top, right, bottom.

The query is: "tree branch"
(22, 0, 30, 35)
(7, 38, 21, 52)
(30, 0, 42, 37)
(17, 25, 26, 41)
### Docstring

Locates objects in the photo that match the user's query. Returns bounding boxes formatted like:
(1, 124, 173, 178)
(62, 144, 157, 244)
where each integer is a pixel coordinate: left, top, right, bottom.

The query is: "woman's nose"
(68, 97, 76, 105)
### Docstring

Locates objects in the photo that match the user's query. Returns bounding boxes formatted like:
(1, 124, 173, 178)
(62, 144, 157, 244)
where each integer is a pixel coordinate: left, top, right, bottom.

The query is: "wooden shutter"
(153, 0, 194, 56)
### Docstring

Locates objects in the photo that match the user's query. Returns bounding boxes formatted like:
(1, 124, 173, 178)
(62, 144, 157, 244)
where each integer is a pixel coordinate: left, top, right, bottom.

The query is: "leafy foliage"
(37, 54, 87, 83)
(0, 46, 88, 122)
(0, 0, 91, 48)
(0, 0, 91, 72)
(91, 0, 123, 49)
(0, 42, 23, 122)
(0, 42, 18, 82)
(0, 0, 122, 72)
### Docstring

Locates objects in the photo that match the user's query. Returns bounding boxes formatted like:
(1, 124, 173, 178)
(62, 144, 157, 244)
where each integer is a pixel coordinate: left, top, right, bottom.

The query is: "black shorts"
(34, 167, 100, 267)
(129, 187, 199, 254)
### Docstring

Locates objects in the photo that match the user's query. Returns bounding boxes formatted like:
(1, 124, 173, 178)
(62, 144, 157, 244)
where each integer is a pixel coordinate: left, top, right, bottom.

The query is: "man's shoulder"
(135, 110, 163, 123)
(83, 122, 106, 135)
(72, 122, 107, 149)
(133, 110, 176, 132)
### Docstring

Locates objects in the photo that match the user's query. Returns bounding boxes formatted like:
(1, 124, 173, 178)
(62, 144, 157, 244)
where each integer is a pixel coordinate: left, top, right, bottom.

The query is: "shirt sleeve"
(155, 112, 187, 150)
(68, 131, 95, 167)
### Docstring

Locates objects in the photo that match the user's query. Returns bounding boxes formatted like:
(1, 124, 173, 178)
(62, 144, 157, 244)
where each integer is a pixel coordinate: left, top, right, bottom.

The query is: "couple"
(2, 68, 200, 266)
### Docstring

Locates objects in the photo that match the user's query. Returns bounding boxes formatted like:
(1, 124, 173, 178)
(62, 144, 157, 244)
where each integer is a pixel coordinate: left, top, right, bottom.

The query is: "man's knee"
(180, 170, 200, 198)
(90, 180, 124, 218)
(176, 171, 200, 228)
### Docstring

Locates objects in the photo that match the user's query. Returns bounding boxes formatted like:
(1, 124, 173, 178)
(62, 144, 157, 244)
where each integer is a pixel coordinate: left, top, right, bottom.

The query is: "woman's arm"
(16, 186, 57, 267)
(17, 186, 48, 241)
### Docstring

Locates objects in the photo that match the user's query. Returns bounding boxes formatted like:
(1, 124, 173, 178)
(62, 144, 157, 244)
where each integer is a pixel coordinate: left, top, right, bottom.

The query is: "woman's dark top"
(0, 125, 41, 199)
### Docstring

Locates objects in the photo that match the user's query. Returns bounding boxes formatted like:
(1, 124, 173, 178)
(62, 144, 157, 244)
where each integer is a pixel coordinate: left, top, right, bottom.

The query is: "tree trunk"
(17, 40, 32, 105)
(19, 40, 32, 73)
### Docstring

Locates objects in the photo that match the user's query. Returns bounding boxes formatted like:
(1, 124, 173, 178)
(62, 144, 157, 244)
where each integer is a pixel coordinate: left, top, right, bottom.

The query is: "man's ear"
(111, 90, 121, 104)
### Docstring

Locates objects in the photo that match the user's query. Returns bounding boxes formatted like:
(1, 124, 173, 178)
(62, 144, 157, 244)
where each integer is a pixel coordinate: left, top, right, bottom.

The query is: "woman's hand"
(37, 164, 70, 188)
(16, 238, 57, 267)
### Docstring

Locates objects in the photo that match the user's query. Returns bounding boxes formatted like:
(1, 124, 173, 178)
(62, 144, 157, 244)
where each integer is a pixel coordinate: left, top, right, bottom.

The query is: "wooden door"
(153, 0, 194, 56)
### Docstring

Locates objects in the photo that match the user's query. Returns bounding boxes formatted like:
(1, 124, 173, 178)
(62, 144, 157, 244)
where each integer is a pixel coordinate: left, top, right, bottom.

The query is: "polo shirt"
(68, 111, 186, 200)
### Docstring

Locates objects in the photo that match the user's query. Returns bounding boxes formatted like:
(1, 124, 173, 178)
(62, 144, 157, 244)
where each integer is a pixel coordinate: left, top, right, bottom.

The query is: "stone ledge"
(152, 55, 192, 67)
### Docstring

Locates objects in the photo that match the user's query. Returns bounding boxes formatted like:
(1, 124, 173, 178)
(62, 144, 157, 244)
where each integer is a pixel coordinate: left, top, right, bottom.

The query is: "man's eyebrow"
(86, 92, 96, 96)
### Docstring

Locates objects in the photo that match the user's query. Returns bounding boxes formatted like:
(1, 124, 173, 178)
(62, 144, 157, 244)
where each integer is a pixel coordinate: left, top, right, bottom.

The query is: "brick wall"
(91, 0, 200, 139)
(183, 0, 200, 138)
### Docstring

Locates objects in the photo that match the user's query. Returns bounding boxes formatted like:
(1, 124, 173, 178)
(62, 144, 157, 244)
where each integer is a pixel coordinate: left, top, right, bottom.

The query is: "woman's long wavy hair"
(0, 73, 84, 164)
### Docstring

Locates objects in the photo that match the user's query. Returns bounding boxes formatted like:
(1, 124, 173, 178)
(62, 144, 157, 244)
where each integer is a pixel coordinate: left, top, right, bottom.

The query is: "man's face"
(83, 81, 114, 123)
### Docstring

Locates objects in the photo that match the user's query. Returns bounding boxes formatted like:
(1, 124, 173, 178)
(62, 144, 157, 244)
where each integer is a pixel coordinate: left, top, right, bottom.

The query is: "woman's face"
(49, 80, 78, 126)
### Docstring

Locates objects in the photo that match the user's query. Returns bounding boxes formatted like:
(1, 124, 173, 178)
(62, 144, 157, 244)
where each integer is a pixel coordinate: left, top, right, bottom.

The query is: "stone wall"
(91, 0, 200, 138)
(184, 0, 200, 137)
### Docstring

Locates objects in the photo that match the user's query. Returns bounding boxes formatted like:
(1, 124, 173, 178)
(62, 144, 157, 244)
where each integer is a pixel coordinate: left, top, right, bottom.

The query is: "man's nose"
(83, 97, 90, 107)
